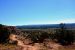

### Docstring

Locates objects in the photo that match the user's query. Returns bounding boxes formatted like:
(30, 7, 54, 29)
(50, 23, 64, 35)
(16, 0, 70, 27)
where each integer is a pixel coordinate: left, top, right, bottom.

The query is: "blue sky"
(0, 0, 75, 26)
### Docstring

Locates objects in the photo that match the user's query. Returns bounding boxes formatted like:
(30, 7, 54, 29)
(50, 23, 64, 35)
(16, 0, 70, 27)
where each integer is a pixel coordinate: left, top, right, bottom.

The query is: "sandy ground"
(10, 34, 62, 50)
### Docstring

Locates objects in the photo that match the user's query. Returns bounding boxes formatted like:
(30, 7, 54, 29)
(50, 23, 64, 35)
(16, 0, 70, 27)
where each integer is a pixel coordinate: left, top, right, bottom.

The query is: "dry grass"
(0, 43, 75, 50)
(59, 45, 75, 50)
(0, 44, 22, 50)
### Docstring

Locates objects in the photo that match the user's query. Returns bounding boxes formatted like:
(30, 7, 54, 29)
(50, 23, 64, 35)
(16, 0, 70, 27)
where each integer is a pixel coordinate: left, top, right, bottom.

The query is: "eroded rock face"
(9, 34, 18, 44)
(9, 34, 32, 45)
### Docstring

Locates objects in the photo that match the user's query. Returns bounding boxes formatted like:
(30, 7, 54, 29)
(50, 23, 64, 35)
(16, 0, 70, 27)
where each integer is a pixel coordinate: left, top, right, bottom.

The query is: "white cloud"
(33, 18, 75, 24)
(56, 18, 75, 24)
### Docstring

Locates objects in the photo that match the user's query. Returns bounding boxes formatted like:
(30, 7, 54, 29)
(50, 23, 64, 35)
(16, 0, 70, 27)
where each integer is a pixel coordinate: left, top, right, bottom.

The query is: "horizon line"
(1, 22, 75, 26)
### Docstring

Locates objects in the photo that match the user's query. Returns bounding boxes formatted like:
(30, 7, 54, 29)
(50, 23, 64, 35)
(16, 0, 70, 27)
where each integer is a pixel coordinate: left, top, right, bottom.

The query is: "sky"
(0, 0, 75, 26)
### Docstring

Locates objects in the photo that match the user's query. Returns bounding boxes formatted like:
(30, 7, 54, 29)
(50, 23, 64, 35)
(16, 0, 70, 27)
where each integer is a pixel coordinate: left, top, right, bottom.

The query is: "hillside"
(16, 23, 75, 29)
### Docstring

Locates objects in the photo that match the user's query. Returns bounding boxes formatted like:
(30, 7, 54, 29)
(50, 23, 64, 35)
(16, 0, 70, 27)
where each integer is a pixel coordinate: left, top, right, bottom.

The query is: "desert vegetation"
(0, 23, 75, 50)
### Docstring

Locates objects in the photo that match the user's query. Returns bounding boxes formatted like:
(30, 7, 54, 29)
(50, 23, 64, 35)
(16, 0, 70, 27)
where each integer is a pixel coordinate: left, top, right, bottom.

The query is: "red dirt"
(10, 34, 62, 50)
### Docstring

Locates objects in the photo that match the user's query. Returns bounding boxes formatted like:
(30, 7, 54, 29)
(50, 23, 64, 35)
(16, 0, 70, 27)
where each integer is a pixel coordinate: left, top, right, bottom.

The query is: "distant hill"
(16, 23, 75, 29)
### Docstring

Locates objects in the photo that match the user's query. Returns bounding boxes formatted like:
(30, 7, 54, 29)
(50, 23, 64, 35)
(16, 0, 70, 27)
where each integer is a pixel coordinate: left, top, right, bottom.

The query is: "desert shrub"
(0, 24, 10, 43)
(49, 33, 55, 40)
(28, 32, 49, 43)
(55, 23, 75, 45)
(39, 32, 49, 43)
(9, 40, 18, 45)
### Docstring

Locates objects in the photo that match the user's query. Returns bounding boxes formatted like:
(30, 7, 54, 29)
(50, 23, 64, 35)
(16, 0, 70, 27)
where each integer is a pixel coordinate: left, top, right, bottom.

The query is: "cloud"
(56, 18, 75, 24)
(34, 18, 75, 24)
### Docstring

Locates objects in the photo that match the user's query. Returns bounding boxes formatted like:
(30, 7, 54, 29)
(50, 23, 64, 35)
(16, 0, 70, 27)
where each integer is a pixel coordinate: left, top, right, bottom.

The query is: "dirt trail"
(10, 34, 62, 50)
(10, 34, 38, 50)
